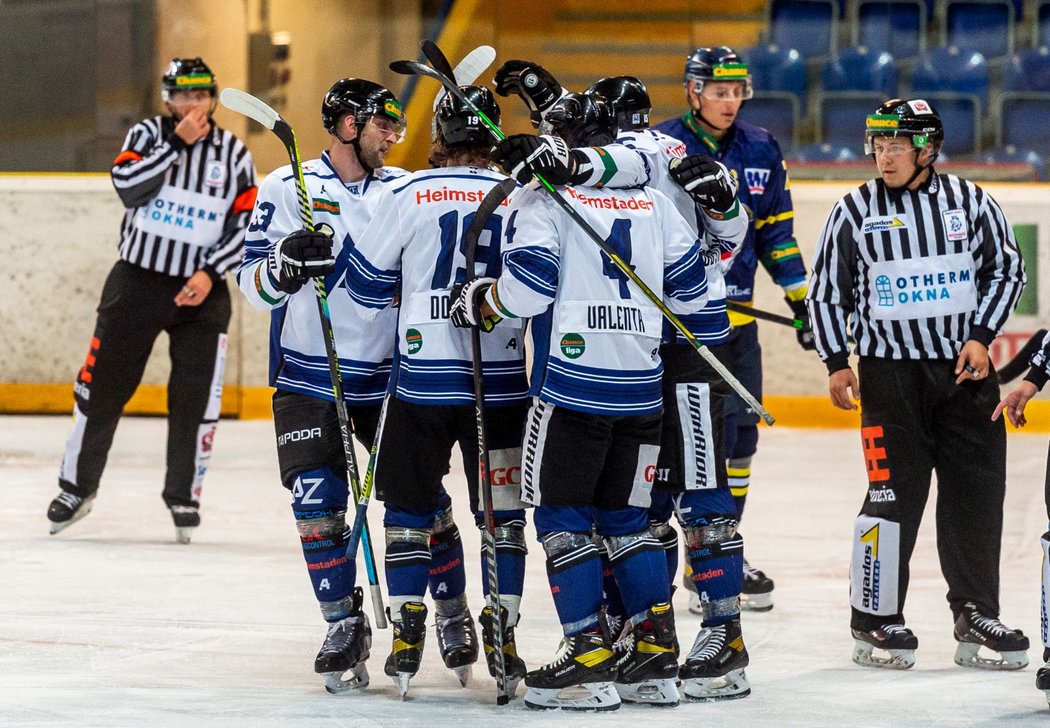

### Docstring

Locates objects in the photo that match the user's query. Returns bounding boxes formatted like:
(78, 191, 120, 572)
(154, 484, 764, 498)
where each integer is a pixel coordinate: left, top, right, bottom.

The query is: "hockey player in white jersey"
(343, 86, 531, 700)
(493, 68, 752, 701)
(455, 93, 710, 711)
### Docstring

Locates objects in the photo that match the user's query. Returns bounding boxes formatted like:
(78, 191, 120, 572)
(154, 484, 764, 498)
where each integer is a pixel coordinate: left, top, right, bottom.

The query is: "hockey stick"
(996, 329, 1048, 384)
(431, 45, 497, 111)
(726, 300, 802, 329)
(219, 88, 388, 629)
(389, 56, 775, 425)
(462, 176, 518, 705)
(345, 392, 389, 562)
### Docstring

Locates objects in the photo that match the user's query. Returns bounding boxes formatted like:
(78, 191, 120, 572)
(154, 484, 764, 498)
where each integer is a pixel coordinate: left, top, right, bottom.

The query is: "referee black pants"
(58, 261, 231, 509)
(849, 357, 1006, 632)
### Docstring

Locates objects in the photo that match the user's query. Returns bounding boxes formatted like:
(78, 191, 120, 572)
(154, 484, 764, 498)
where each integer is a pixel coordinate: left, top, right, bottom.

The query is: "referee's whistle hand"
(829, 368, 860, 411)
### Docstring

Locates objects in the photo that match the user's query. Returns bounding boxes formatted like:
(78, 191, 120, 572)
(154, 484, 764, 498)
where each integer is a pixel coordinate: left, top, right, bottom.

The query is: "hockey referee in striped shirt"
(807, 99, 1030, 671)
(47, 58, 257, 544)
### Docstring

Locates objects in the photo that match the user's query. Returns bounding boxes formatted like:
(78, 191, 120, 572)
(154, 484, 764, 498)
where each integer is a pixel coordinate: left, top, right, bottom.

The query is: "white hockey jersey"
(485, 183, 709, 416)
(574, 128, 747, 345)
(344, 166, 529, 407)
(238, 151, 402, 404)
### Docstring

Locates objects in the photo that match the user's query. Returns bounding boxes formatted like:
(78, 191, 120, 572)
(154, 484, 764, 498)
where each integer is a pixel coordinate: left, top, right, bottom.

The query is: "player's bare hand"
(829, 367, 860, 411)
(175, 269, 213, 307)
(954, 339, 990, 385)
(992, 380, 1038, 427)
(174, 107, 210, 145)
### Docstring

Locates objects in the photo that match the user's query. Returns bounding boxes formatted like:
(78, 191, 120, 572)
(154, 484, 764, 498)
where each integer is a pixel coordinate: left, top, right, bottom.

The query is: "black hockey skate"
(479, 604, 527, 696)
(1036, 649, 1050, 707)
(680, 617, 751, 701)
(169, 505, 200, 545)
(613, 603, 680, 707)
(524, 628, 620, 711)
(47, 491, 95, 534)
(851, 624, 917, 669)
(435, 606, 479, 687)
(384, 602, 428, 698)
(315, 587, 372, 693)
(741, 559, 774, 612)
(953, 602, 1029, 670)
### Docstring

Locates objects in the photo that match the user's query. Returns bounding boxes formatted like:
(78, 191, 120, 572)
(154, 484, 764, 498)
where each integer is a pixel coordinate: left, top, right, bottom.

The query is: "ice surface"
(4, 415, 1049, 727)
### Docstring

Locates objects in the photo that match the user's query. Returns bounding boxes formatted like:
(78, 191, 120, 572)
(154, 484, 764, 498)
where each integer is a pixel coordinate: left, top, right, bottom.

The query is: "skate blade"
(852, 641, 915, 670)
(453, 664, 473, 687)
(523, 682, 621, 711)
(322, 663, 369, 693)
(48, 499, 95, 534)
(681, 668, 751, 702)
(740, 592, 774, 612)
(392, 672, 413, 699)
(614, 678, 680, 706)
(954, 642, 1029, 670)
(174, 526, 196, 545)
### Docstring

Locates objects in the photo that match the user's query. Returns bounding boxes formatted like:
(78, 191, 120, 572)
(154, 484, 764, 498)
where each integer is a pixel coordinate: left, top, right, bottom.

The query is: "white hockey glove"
(669, 155, 738, 212)
(490, 134, 576, 185)
(268, 223, 335, 294)
(449, 276, 500, 332)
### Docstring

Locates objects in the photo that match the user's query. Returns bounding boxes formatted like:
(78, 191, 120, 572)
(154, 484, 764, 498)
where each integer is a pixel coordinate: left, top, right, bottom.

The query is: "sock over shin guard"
(384, 507, 433, 609)
(479, 512, 528, 625)
(290, 467, 355, 620)
(429, 504, 467, 614)
(682, 515, 744, 626)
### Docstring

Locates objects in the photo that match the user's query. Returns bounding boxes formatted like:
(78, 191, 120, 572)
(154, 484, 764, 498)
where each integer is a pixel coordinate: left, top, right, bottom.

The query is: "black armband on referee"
(1024, 367, 1050, 391)
(967, 325, 996, 348)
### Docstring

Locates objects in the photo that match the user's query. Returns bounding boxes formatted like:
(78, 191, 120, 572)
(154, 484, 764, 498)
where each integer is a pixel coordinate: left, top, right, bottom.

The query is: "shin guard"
(291, 467, 355, 620)
(540, 530, 603, 635)
(429, 504, 468, 614)
(682, 516, 744, 626)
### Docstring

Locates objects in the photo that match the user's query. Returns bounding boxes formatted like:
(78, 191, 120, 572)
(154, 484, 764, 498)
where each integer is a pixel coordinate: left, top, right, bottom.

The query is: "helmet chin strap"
(889, 147, 937, 190)
(333, 123, 373, 174)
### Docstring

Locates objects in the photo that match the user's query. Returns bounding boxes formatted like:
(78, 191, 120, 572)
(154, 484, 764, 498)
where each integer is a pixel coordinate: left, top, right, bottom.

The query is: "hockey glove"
(491, 134, 576, 185)
(669, 155, 738, 212)
(786, 296, 816, 351)
(269, 224, 335, 294)
(449, 276, 500, 332)
(493, 60, 564, 127)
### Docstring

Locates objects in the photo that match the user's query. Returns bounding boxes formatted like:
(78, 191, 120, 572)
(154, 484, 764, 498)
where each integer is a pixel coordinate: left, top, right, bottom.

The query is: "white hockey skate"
(523, 631, 620, 711)
(315, 588, 372, 693)
(953, 602, 1029, 670)
(170, 505, 200, 545)
(680, 618, 751, 701)
(47, 491, 95, 534)
(851, 624, 917, 669)
(740, 559, 774, 612)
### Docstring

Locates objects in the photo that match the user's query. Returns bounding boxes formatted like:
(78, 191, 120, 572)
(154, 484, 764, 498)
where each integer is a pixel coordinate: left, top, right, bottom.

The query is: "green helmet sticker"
(866, 114, 900, 132)
(912, 134, 929, 148)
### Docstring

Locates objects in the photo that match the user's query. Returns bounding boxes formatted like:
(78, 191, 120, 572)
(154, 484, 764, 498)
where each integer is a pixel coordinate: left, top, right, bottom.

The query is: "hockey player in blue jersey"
(655, 46, 814, 611)
(343, 86, 531, 700)
(491, 67, 753, 700)
(457, 93, 710, 711)
(238, 78, 410, 693)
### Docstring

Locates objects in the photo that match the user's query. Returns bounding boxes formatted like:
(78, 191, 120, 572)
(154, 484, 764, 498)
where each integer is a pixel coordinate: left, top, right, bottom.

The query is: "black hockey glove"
(268, 223, 335, 294)
(449, 276, 500, 332)
(786, 297, 816, 351)
(491, 134, 576, 185)
(668, 155, 738, 212)
(493, 60, 564, 127)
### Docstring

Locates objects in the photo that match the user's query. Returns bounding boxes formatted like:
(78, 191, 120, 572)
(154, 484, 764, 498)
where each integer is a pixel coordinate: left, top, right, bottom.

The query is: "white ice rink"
(4, 414, 1050, 727)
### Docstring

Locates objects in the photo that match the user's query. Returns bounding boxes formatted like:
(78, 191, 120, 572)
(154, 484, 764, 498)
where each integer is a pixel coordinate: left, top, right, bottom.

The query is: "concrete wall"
(2, 177, 1048, 421)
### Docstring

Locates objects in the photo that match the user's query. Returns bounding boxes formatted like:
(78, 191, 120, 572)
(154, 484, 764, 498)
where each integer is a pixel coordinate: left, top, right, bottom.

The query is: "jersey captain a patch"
(862, 214, 908, 234)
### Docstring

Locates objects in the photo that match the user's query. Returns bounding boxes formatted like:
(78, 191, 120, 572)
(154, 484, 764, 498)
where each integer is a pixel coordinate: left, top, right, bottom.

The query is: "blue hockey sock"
(290, 467, 354, 619)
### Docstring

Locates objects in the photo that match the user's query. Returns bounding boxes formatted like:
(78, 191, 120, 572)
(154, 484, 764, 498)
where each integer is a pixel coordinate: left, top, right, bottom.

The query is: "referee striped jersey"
(808, 171, 1025, 371)
(111, 115, 256, 278)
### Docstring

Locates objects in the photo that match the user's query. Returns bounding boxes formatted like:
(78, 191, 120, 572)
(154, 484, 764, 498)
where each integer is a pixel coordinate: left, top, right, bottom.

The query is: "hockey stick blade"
(219, 88, 296, 152)
(433, 45, 497, 111)
(421, 39, 457, 88)
(998, 329, 1048, 384)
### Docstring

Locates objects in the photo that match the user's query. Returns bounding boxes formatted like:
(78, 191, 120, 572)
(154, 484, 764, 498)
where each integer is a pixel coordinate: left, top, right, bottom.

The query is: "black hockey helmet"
(540, 92, 617, 148)
(683, 46, 753, 99)
(436, 85, 501, 145)
(322, 78, 405, 141)
(161, 57, 217, 100)
(864, 98, 944, 158)
(585, 76, 651, 132)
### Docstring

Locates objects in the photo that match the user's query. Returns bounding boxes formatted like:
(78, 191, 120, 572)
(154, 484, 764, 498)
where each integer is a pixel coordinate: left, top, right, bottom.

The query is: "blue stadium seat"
(980, 145, 1046, 180)
(920, 95, 981, 155)
(818, 92, 887, 151)
(1038, 1, 1050, 48)
(738, 97, 799, 152)
(854, 0, 925, 59)
(913, 46, 989, 106)
(821, 47, 898, 95)
(744, 44, 808, 107)
(769, 0, 837, 59)
(998, 96, 1050, 155)
(791, 142, 860, 161)
(1003, 47, 1050, 92)
(942, 0, 1015, 59)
